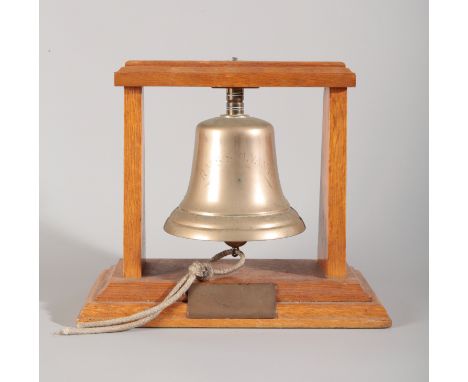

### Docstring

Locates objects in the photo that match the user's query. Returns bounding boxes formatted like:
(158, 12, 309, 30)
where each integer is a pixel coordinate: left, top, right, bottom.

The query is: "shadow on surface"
(39, 221, 426, 329)
(40, 222, 117, 325)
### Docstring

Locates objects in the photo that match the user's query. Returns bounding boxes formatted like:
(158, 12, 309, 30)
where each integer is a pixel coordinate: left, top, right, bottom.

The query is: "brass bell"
(164, 88, 305, 244)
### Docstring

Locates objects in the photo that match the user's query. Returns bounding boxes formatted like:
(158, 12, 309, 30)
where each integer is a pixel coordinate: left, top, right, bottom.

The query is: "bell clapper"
(225, 241, 247, 256)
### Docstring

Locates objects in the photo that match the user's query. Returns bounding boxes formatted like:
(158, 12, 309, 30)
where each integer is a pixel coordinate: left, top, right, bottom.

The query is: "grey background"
(40, 0, 428, 381)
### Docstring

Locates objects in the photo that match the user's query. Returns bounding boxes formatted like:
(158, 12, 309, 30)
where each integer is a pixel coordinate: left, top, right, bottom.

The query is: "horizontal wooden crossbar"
(114, 60, 356, 87)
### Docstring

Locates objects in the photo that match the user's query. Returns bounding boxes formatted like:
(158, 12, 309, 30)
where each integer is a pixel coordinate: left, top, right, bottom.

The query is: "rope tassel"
(59, 248, 245, 335)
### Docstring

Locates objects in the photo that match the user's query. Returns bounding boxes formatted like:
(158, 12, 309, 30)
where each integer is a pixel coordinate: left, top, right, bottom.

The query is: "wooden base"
(77, 259, 391, 328)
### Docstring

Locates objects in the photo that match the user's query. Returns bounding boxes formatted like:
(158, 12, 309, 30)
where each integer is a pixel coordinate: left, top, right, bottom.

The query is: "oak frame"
(75, 60, 391, 329)
(120, 60, 351, 279)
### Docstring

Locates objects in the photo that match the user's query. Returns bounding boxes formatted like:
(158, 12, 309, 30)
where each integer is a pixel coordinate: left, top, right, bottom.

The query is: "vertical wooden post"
(124, 87, 144, 278)
(318, 87, 347, 278)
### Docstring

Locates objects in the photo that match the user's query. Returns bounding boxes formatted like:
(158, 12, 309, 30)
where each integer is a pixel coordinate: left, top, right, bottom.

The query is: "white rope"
(58, 248, 245, 335)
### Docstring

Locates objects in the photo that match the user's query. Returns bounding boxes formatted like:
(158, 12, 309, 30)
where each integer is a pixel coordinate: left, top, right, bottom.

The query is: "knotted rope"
(59, 248, 245, 335)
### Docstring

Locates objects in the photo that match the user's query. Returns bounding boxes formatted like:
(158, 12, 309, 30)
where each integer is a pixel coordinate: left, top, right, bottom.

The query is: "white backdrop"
(40, 1, 428, 381)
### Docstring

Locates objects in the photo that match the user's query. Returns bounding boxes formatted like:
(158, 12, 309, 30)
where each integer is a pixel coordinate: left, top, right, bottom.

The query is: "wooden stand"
(77, 61, 391, 328)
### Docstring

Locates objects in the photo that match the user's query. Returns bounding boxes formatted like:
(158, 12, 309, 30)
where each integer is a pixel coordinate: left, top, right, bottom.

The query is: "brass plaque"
(187, 283, 277, 319)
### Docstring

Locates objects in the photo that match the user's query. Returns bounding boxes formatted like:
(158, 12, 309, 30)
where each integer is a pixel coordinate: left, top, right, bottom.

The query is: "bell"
(164, 88, 305, 243)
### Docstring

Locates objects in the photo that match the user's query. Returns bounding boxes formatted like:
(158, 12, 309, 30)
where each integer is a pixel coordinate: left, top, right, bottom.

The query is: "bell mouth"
(164, 207, 305, 242)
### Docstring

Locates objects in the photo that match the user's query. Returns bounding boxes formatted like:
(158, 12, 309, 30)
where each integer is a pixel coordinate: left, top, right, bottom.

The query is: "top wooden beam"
(114, 60, 356, 88)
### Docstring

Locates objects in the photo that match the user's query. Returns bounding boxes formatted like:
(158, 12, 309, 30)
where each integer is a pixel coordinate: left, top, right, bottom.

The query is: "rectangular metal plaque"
(187, 283, 277, 319)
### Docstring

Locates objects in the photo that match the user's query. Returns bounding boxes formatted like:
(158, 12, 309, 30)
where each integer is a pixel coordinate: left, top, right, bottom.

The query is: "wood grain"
(318, 88, 348, 278)
(77, 261, 391, 328)
(114, 61, 356, 87)
(123, 87, 144, 278)
(78, 302, 391, 328)
(94, 259, 373, 303)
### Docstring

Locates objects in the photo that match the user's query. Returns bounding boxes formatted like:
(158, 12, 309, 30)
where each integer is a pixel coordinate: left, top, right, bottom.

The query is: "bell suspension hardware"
(226, 87, 244, 116)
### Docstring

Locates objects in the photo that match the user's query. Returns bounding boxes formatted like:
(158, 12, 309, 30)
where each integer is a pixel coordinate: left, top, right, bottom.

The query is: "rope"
(58, 248, 245, 335)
